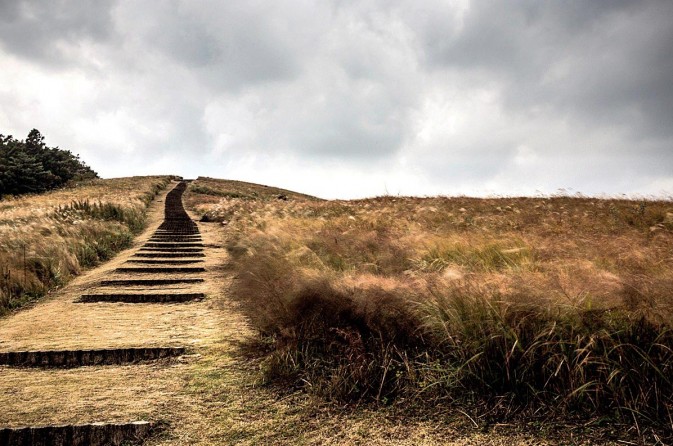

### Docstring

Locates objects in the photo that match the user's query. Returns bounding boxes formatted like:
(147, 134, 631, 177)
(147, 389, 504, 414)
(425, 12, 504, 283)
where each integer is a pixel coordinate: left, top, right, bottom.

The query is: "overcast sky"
(1, 1, 672, 199)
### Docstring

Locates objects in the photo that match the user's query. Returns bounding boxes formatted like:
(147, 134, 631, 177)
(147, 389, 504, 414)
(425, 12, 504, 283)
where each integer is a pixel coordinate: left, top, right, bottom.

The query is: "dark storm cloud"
(1, 0, 672, 197)
(0, 0, 116, 66)
(116, 2, 304, 90)
(417, 1, 673, 139)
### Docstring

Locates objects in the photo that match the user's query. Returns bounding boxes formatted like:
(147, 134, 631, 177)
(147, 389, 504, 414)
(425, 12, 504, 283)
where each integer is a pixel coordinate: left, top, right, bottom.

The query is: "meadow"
(0, 176, 173, 314)
(185, 177, 673, 440)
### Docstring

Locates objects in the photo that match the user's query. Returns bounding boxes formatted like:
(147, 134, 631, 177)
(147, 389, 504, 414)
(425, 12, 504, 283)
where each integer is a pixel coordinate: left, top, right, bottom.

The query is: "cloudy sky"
(1, 1, 672, 199)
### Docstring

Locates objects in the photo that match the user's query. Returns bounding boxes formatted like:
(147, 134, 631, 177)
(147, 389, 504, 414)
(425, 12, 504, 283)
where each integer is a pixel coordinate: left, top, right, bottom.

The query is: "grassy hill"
(3, 174, 672, 442)
(186, 176, 673, 442)
(184, 176, 320, 221)
(0, 176, 173, 314)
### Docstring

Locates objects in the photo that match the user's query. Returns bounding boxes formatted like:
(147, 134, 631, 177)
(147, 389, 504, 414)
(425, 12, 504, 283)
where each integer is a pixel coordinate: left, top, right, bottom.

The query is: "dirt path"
(0, 181, 227, 443)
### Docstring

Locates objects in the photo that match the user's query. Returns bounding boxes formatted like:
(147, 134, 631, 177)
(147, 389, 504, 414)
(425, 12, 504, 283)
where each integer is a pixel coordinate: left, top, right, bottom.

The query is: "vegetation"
(0, 175, 172, 314)
(0, 129, 98, 196)
(185, 176, 319, 221)
(186, 177, 673, 442)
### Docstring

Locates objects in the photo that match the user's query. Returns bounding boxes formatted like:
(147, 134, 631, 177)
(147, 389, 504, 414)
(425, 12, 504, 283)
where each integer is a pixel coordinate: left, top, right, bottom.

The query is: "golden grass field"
(186, 178, 673, 324)
(0, 176, 173, 313)
(185, 177, 673, 443)
(1, 178, 517, 445)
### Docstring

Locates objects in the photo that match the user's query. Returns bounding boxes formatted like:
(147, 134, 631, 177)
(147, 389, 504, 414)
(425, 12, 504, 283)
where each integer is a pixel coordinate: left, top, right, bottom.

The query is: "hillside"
(0, 176, 173, 314)
(184, 176, 320, 220)
(186, 177, 673, 444)
(0, 176, 671, 445)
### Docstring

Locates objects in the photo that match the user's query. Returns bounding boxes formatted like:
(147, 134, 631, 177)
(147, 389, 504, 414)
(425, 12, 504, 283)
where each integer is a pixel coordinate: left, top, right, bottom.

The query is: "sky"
(1, 1, 672, 199)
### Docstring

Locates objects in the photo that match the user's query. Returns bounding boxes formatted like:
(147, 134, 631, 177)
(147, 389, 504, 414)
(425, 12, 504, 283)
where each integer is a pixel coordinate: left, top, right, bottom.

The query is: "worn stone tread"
(114, 267, 206, 274)
(132, 252, 205, 258)
(139, 247, 203, 252)
(77, 293, 205, 303)
(0, 421, 156, 446)
(0, 347, 186, 368)
(125, 259, 204, 264)
(143, 242, 204, 248)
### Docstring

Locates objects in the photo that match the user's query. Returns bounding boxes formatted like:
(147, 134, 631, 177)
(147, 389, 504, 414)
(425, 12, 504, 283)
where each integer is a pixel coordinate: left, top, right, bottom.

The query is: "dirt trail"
(0, 181, 229, 443)
(0, 183, 218, 353)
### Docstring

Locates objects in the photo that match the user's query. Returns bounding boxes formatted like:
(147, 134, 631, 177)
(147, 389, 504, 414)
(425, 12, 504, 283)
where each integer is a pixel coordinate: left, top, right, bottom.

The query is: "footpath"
(0, 180, 220, 445)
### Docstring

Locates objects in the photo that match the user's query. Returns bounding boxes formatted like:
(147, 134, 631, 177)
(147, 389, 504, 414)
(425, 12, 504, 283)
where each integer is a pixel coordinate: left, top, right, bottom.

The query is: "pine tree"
(0, 130, 98, 196)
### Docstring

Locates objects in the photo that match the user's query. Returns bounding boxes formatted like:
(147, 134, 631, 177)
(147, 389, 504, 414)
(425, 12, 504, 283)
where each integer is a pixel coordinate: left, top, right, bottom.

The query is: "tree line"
(0, 129, 98, 196)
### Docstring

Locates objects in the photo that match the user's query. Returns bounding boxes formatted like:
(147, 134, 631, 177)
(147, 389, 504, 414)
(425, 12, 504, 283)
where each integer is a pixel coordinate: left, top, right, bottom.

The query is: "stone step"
(156, 225, 198, 230)
(0, 421, 155, 446)
(77, 293, 205, 303)
(100, 278, 204, 286)
(138, 247, 203, 252)
(151, 233, 200, 237)
(114, 267, 205, 274)
(151, 233, 201, 237)
(0, 347, 186, 368)
(149, 235, 203, 242)
(148, 241, 202, 245)
(126, 259, 204, 264)
(143, 242, 204, 248)
(133, 253, 205, 258)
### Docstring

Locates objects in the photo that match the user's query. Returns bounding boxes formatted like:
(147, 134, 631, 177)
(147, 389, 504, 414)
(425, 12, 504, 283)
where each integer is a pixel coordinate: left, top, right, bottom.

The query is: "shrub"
(232, 253, 673, 436)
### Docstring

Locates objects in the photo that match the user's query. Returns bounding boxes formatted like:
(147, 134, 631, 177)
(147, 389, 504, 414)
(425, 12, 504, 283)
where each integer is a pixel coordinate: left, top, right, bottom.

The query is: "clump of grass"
(419, 288, 673, 423)
(232, 246, 673, 437)
(231, 245, 427, 402)
(56, 199, 146, 232)
(0, 175, 172, 314)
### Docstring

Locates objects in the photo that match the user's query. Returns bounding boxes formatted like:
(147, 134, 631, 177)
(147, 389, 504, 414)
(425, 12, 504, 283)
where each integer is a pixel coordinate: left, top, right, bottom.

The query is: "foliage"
(0, 129, 98, 196)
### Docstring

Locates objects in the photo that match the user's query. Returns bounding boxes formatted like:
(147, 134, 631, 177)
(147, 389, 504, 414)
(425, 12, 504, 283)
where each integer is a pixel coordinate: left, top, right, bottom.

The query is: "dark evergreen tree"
(0, 130, 98, 196)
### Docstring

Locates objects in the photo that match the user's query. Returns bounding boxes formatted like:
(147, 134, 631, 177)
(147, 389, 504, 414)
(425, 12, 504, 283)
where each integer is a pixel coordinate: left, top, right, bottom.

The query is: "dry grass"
(0, 362, 184, 428)
(0, 176, 173, 314)
(187, 177, 673, 442)
(2, 187, 487, 445)
(0, 175, 646, 444)
(148, 321, 568, 446)
(184, 176, 319, 222)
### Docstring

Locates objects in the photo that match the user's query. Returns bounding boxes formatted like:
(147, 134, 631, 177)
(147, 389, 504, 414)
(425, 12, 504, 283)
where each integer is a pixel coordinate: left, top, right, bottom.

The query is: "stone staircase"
(0, 181, 206, 445)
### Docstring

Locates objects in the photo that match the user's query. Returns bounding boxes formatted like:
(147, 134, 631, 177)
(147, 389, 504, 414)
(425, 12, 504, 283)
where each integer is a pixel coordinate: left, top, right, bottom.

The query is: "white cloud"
(0, 0, 671, 198)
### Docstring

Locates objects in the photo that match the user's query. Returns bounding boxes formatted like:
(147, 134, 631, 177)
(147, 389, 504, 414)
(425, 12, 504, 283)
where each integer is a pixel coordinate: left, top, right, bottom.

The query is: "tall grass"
(56, 199, 147, 233)
(0, 176, 173, 314)
(188, 178, 673, 438)
(419, 289, 673, 421)
(232, 251, 673, 438)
